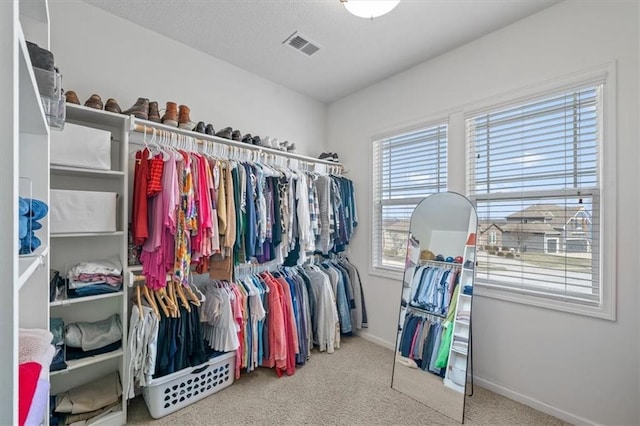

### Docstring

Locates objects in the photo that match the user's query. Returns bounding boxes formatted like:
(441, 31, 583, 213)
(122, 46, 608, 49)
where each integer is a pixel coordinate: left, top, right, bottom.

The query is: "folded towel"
(24, 379, 50, 426)
(65, 314, 122, 351)
(19, 329, 55, 380)
(19, 215, 29, 239)
(19, 197, 30, 216)
(27, 198, 48, 221)
(19, 362, 42, 426)
(20, 233, 41, 255)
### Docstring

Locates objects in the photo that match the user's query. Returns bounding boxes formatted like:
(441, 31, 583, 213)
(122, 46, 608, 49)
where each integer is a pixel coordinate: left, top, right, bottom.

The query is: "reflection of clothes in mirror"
(399, 313, 445, 376)
(409, 266, 459, 315)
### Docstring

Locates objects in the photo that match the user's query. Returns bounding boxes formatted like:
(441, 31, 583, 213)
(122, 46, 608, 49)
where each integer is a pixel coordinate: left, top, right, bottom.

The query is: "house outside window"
(371, 123, 447, 276)
(466, 69, 616, 320)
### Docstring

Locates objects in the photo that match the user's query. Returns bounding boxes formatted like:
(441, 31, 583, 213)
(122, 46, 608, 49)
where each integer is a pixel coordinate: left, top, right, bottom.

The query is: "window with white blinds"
(372, 124, 447, 274)
(467, 85, 602, 307)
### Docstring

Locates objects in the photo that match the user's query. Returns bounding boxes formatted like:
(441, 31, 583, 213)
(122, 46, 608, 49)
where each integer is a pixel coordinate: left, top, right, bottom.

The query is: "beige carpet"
(127, 336, 569, 425)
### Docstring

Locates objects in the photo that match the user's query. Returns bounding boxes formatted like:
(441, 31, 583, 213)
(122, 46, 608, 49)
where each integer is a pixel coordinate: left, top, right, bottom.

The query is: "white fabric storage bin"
(51, 122, 111, 170)
(51, 189, 116, 233)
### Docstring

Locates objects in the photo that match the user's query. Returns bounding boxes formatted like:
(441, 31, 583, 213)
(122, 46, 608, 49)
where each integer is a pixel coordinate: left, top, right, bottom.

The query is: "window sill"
(369, 266, 403, 281)
(474, 285, 615, 321)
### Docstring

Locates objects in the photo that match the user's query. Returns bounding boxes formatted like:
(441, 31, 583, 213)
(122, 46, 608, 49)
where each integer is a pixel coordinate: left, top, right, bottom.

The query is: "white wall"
(49, 0, 326, 157)
(327, 1, 639, 424)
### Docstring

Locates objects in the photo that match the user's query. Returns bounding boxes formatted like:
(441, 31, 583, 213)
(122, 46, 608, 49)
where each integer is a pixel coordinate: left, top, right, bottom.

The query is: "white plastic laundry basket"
(142, 352, 235, 419)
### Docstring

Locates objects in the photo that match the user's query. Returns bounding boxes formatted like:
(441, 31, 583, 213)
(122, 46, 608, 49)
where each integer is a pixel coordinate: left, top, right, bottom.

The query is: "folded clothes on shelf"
(19, 328, 55, 379)
(50, 318, 67, 372)
(66, 257, 123, 295)
(18, 197, 48, 254)
(19, 362, 42, 426)
(65, 340, 122, 361)
(55, 372, 122, 415)
(68, 282, 122, 298)
(24, 379, 50, 426)
(64, 314, 122, 352)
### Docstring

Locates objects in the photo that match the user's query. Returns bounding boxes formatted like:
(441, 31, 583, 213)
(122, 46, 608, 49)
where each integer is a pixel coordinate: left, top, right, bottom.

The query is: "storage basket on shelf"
(142, 352, 235, 419)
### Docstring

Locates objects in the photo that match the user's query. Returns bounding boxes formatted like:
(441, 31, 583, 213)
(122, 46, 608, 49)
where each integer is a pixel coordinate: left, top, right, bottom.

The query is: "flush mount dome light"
(340, 0, 400, 19)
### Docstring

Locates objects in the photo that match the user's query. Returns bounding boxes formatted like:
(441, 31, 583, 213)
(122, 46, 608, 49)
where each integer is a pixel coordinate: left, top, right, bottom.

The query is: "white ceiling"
(82, 0, 560, 104)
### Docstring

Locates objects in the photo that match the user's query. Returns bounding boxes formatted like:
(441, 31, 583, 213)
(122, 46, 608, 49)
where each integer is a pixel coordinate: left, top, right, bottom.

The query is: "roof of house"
(505, 204, 585, 227)
(501, 222, 561, 235)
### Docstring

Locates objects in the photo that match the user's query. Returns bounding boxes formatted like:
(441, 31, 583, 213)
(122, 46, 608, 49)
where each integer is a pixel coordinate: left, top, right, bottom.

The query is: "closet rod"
(129, 120, 344, 172)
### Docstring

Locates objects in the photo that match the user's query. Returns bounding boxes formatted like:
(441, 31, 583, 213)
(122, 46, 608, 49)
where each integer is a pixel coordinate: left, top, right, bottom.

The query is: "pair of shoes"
(216, 127, 233, 139)
(157, 102, 192, 128)
(71, 92, 125, 115)
(319, 152, 340, 163)
(192, 121, 216, 135)
(121, 98, 163, 122)
(241, 133, 253, 144)
(193, 121, 205, 133)
(278, 141, 296, 152)
(65, 90, 80, 105)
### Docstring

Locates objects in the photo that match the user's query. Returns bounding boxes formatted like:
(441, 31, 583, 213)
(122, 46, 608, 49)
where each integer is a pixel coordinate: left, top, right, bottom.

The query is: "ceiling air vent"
(283, 31, 321, 57)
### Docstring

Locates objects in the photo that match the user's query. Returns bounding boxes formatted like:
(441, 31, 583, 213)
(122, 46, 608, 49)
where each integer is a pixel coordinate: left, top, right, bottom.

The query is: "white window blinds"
(467, 85, 602, 306)
(372, 124, 447, 273)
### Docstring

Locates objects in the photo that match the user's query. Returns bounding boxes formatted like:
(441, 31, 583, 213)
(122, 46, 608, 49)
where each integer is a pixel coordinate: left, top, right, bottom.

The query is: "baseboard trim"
(473, 376, 595, 426)
(357, 331, 395, 350)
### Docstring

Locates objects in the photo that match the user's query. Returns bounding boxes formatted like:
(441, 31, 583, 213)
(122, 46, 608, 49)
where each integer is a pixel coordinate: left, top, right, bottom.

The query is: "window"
(488, 231, 497, 245)
(371, 124, 447, 275)
(467, 83, 610, 315)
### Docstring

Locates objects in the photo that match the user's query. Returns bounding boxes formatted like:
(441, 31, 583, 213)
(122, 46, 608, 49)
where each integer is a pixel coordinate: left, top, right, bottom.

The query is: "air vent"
(283, 31, 321, 57)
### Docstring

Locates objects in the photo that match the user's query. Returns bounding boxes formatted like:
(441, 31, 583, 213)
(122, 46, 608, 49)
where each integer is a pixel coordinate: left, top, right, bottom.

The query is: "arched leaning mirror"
(391, 192, 478, 423)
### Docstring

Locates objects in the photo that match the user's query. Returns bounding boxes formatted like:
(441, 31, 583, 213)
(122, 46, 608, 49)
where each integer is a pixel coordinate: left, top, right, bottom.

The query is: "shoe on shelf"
(231, 130, 242, 142)
(104, 98, 122, 114)
(216, 127, 232, 139)
(65, 90, 80, 105)
(279, 141, 289, 151)
(177, 105, 193, 130)
(161, 102, 178, 127)
(251, 136, 262, 146)
(193, 121, 206, 133)
(241, 134, 253, 144)
(286, 142, 296, 153)
(122, 97, 149, 120)
(148, 101, 161, 123)
(332, 153, 340, 163)
(205, 124, 215, 136)
(261, 136, 271, 148)
(270, 138, 279, 149)
(318, 152, 333, 161)
(84, 94, 103, 110)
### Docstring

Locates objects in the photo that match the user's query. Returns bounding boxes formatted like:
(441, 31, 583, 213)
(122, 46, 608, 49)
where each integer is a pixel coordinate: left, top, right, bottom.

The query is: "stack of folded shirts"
(18, 197, 48, 255)
(67, 257, 123, 298)
(19, 329, 55, 426)
(456, 310, 471, 323)
(49, 318, 66, 372)
(52, 372, 122, 425)
(64, 314, 122, 361)
(452, 335, 469, 354)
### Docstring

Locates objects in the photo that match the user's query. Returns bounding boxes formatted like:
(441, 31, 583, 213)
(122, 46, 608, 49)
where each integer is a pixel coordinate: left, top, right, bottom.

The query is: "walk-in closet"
(3, 0, 639, 425)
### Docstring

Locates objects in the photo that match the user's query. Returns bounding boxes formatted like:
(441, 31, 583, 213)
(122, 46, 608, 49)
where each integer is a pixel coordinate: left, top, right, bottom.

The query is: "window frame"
(464, 63, 616, 320)
(369, 120, 449, 279)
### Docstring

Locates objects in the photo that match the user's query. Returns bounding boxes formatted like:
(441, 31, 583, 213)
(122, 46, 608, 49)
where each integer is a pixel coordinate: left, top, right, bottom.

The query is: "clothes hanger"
(174, 281, 191, 312)
(142, 125, 153, 159)
(135, 285, 144, 320)
(152, 288, 169, 318)
(142, 284, 160, 319)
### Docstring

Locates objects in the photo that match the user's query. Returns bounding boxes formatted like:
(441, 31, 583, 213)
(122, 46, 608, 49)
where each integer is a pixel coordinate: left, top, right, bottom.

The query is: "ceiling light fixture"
(340, 0, 400, 19)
